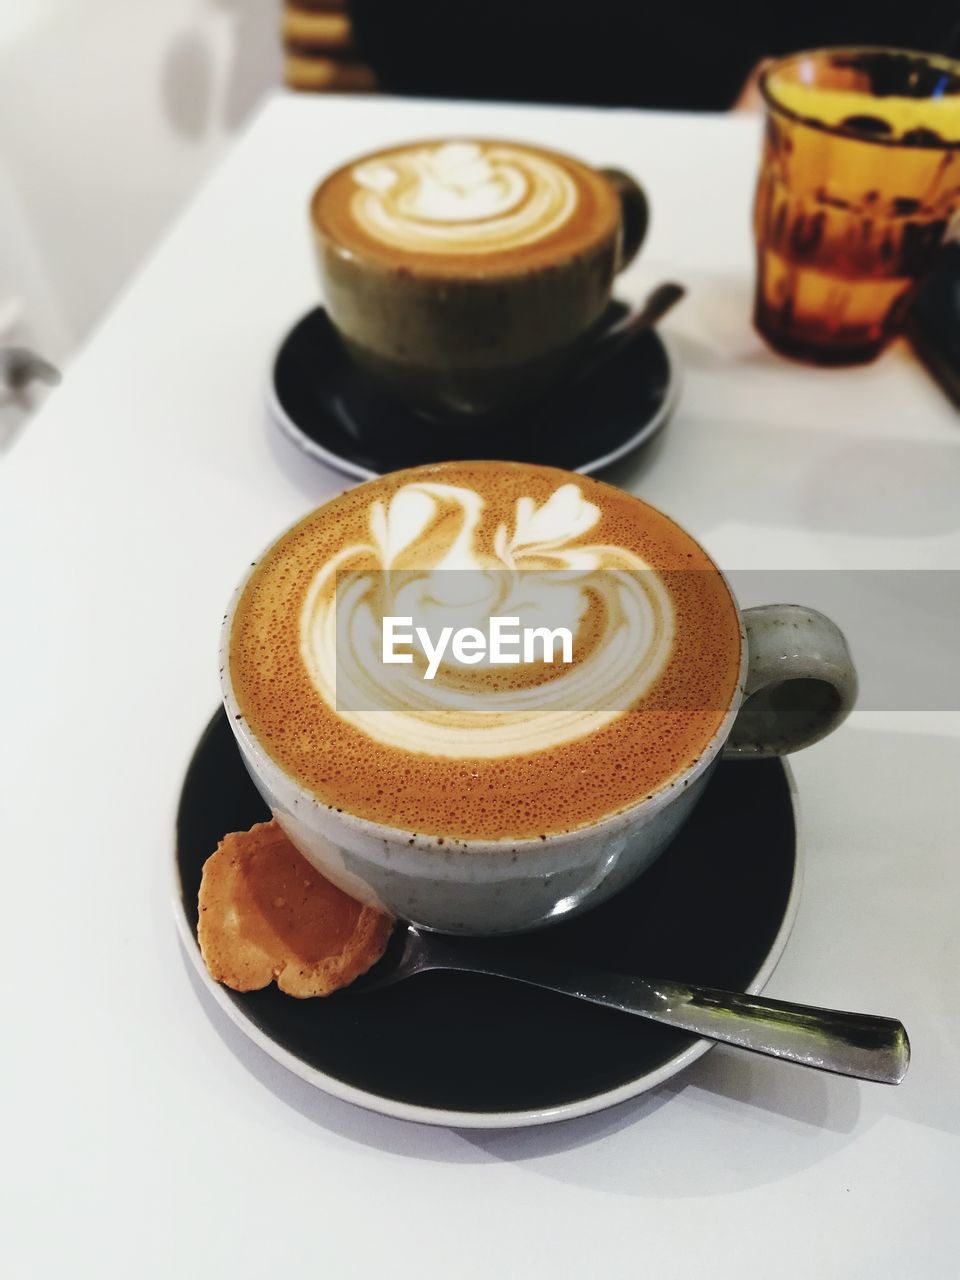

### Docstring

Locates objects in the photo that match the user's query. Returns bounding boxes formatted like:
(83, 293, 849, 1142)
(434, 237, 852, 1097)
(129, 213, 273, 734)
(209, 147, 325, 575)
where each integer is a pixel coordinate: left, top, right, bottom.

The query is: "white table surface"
(2, 92, 959, 1279)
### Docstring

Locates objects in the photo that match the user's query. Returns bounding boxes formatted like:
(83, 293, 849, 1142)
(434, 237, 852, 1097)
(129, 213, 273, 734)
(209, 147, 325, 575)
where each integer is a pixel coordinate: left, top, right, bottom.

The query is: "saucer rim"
(172, 729, 802, 1131)
(264, 311, 683, 481)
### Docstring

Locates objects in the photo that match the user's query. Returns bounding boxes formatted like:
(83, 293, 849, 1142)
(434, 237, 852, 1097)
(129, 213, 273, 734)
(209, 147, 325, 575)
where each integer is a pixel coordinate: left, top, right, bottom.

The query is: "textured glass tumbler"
(753, 47, 960, 365)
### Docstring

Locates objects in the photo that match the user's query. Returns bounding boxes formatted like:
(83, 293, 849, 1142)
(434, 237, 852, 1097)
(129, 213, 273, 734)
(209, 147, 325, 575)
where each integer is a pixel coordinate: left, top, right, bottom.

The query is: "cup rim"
(308, 135, 623, 280)
(759, 45, 960, 152)
(219, 471, 749, 853)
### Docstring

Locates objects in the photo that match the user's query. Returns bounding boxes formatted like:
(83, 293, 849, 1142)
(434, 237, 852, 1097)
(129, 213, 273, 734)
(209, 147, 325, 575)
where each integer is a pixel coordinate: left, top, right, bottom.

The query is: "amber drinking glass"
(753, 47, 960, 365)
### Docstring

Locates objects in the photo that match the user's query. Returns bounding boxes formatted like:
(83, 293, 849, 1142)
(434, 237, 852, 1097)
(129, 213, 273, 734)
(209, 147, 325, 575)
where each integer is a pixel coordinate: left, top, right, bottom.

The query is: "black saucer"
(267, 305, 680, 480)
(174, 709, 799, 1128)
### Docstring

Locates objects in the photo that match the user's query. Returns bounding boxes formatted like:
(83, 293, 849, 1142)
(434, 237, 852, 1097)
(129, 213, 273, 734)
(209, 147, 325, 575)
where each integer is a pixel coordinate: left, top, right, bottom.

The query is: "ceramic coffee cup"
(309, 138, 647, 417)
(221, 472, 856, 936)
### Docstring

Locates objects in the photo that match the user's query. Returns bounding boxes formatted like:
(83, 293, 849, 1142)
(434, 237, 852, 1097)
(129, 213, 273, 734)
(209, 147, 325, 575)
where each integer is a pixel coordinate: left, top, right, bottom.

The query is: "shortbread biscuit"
(198, 819, 392, 997)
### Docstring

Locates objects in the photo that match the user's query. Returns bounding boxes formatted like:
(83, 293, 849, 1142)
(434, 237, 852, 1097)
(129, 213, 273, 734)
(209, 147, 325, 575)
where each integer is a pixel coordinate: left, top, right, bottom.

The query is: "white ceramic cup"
(220, 532, 856, 936)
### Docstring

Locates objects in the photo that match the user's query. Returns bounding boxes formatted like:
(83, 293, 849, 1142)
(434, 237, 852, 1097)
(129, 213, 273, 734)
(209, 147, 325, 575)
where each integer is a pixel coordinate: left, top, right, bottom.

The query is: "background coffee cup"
(310, 139, 648, 418)
(221, 557, 855, 938)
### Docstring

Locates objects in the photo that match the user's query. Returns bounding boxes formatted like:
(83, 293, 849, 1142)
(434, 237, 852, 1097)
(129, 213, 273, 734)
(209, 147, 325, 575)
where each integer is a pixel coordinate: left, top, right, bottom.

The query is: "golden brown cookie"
(198, 819, 393, 997)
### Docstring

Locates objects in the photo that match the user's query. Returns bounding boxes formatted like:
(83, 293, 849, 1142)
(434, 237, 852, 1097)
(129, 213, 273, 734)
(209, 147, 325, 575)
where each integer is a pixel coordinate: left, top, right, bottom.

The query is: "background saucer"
(266, 306, 681, 480)
(174, 710, 800, 1129)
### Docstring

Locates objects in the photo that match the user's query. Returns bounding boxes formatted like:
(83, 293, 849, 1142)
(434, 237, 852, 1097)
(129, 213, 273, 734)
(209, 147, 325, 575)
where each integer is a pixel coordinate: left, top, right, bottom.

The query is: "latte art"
(229, 463, 742, 840)
(299, 481, 675, 758)
(312, 139, 621, 277)
(350, 141, 578, 256)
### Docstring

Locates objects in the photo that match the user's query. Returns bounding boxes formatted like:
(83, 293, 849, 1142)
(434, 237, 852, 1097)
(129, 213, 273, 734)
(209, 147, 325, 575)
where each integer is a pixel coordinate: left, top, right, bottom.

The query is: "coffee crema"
(311, 140, 620, 275)
(229, 463, 742, 841)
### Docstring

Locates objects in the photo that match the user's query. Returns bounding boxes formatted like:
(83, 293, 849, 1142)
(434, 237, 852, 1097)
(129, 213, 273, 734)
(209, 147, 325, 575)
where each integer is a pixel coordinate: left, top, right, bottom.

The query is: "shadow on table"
(615, 397, 960, 544)
(182, 954, 493, 1164)
(460, 1051, 866, 1198)
(183, 948, 864, 1192)
(265, 404, 357, 506)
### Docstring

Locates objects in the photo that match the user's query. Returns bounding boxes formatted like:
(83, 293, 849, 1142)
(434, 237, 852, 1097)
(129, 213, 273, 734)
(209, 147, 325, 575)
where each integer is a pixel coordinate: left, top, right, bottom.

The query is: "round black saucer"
(174, 709, 799, 1128)
(266, 305, 680, 480)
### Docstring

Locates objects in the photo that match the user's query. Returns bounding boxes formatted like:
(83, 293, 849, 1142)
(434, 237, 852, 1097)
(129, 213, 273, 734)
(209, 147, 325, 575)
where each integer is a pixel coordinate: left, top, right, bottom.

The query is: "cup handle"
(599, 168, 648, 273)
(724, 605, 858, 758)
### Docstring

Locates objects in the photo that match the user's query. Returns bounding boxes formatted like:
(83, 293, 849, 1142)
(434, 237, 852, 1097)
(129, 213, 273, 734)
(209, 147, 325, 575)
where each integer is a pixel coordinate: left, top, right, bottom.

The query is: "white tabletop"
(2, 93, 959, 1279)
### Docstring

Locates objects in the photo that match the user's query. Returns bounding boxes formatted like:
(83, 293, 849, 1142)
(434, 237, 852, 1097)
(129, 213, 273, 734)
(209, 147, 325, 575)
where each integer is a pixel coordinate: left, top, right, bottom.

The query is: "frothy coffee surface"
(229, 463, 742, 841)
(312, 140, 619, 275)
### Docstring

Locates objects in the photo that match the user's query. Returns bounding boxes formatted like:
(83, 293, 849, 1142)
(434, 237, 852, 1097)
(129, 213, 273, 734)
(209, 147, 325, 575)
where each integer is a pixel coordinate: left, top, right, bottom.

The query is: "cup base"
(753, 300, 891, 367)
(755, 324, 888, 367)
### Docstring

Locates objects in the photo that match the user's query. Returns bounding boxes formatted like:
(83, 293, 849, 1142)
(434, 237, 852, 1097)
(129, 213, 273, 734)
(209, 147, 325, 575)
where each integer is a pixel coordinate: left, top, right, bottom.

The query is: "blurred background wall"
(0, 0, 280, 366)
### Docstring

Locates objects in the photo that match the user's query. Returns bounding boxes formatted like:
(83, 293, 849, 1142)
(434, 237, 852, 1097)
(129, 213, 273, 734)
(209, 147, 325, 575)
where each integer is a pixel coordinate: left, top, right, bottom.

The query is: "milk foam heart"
(228, 462, 742, 841)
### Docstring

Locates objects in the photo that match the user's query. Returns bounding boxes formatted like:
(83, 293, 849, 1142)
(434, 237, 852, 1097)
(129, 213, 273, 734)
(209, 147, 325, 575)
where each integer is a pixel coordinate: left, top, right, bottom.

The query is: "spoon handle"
(628, 979, 910, 1084)
(439, 946, 910, 1084)
(571, 282, 686, 388)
